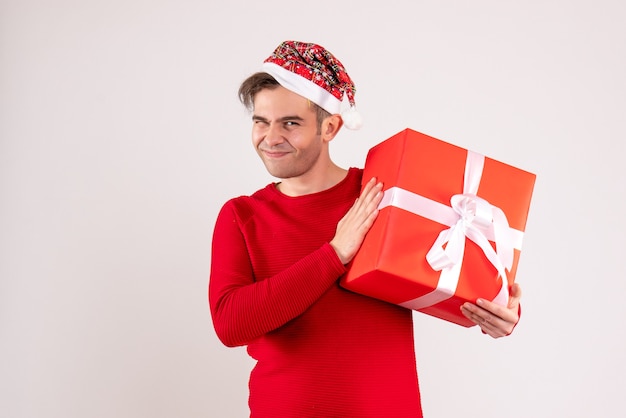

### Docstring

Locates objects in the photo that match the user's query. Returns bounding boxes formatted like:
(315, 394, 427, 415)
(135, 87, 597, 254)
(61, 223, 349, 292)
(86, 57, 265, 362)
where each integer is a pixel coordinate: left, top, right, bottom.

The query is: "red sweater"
(209, 168, 422, 417)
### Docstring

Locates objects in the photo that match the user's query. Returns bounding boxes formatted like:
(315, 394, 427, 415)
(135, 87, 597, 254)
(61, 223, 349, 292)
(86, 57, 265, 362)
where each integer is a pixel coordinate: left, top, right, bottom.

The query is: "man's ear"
(321, 114, 343, 143)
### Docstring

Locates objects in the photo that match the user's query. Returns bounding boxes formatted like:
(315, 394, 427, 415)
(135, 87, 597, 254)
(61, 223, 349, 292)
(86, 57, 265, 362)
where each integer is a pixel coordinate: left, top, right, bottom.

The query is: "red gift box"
(341, 128, 536, 327)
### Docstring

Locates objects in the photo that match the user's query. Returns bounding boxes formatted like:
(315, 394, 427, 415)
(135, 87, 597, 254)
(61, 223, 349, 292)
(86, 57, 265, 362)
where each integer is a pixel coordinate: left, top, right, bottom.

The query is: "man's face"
(251, 86, 324, 180)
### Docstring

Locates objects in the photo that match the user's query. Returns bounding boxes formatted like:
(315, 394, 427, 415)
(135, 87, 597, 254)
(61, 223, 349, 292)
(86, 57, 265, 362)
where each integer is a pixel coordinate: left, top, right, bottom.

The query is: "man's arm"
(208, 202, 345, 347)
(209, 178, 384, 347)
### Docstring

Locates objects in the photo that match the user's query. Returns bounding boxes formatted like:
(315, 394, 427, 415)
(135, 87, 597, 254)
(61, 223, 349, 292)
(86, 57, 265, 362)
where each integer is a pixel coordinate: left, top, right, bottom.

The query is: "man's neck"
(276, 164, 348, 197)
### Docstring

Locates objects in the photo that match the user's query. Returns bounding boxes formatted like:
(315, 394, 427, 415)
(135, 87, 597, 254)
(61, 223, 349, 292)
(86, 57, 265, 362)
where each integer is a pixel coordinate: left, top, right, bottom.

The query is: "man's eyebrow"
(252, 115, 305, 122)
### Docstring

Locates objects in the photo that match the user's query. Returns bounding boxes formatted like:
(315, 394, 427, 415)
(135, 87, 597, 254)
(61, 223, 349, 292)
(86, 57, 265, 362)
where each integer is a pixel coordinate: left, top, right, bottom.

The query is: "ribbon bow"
(385, 151, 517, 311)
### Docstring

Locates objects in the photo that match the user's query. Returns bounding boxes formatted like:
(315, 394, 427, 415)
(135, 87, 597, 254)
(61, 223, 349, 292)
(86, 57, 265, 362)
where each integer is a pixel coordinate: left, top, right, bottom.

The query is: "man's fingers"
(359, 178, 383, 206)
(329, 178, 383, 264)
(508, 283, 522, 309)
(461, 297, 518, 339)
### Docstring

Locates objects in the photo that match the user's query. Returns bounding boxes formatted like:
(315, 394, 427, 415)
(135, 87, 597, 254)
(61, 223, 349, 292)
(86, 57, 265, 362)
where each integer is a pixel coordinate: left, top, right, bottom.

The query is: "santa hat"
(261, 40, 363, 130)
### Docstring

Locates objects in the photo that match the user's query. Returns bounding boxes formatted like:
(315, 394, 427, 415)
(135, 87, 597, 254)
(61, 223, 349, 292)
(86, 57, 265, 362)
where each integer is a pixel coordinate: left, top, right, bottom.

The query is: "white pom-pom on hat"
(341, 106, 363, 130)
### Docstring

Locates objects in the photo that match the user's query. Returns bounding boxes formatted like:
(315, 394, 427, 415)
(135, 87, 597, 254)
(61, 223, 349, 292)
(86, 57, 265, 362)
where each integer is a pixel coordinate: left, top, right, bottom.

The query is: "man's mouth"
(261, 149, 290, 158)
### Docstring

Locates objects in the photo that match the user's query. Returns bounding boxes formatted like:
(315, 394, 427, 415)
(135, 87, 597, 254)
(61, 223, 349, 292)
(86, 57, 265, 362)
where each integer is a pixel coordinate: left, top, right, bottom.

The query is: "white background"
(1, 1, 625, 417)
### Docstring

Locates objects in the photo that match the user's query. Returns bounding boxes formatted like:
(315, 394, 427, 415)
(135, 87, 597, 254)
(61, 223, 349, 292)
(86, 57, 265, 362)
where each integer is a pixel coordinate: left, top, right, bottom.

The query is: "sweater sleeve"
(208, 200, 347, 347)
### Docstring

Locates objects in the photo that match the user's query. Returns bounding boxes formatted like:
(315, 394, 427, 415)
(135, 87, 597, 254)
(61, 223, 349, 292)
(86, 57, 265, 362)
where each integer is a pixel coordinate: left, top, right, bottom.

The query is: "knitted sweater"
(209, 168, 422, 417)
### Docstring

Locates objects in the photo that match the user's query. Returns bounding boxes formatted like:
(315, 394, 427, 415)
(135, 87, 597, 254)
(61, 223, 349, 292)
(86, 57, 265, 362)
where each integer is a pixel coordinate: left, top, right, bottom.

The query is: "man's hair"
(238, 72, 331, 131)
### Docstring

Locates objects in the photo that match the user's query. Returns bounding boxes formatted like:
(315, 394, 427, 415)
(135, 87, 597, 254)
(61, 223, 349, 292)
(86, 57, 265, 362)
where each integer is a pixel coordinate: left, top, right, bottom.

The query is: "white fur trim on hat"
(261, 62, 342, 115)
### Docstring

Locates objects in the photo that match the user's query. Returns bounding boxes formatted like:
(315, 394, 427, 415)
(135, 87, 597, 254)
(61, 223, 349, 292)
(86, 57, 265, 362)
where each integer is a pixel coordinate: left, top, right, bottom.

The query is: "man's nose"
(264, 124, 284, 146)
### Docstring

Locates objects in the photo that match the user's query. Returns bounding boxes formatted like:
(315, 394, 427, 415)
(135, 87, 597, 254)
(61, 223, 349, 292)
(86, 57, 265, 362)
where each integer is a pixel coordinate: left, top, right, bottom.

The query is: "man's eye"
(285, 121, 298, 126)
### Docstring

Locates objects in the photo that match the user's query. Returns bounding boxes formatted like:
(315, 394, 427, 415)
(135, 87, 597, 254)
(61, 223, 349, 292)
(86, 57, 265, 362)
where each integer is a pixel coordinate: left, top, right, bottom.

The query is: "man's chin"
(262, 164, 295, 180)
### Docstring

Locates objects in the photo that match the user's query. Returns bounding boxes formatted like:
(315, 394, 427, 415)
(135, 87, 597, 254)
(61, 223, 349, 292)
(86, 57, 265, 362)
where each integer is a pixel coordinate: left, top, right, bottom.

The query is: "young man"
(209, 40, 522, 417)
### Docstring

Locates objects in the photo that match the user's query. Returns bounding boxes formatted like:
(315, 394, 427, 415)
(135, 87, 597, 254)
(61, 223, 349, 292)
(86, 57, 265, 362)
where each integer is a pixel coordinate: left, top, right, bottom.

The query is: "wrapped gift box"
(341, 128, 536, 327)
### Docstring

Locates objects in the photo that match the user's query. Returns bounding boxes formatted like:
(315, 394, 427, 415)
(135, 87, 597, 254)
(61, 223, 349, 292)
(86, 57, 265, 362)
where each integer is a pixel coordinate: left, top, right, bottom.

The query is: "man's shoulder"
(351, 166, 364, 178)
(228, 182, 274, 203)
(219, 184, 274, 219)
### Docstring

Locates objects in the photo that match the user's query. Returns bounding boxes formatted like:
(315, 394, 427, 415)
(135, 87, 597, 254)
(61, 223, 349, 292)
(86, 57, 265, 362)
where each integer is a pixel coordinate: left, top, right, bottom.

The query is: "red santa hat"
(261, 40, 363, 130)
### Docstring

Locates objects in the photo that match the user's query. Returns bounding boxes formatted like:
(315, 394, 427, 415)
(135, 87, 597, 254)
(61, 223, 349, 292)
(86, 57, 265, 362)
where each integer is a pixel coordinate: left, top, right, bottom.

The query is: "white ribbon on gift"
(377, 151, 525, 310)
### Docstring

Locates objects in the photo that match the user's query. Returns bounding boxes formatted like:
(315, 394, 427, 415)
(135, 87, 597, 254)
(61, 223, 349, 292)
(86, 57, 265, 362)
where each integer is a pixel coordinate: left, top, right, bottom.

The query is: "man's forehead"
(254, 85, 309, 104)
(253, 88, 316, 117)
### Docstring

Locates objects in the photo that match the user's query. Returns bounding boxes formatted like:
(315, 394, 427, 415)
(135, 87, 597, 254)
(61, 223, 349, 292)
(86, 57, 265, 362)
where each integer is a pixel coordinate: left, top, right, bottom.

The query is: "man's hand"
(330, 177, 383, 264)
(460, 283, 522, 338)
